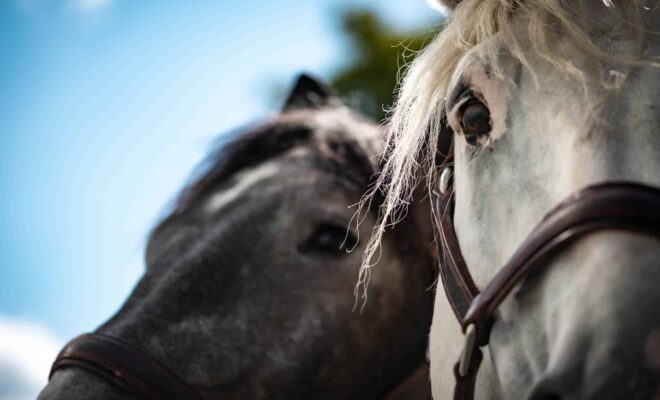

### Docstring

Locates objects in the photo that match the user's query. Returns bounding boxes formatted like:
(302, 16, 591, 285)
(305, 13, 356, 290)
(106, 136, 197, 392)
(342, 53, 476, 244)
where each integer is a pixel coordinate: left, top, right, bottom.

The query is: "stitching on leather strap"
(54, 350, 163, 400)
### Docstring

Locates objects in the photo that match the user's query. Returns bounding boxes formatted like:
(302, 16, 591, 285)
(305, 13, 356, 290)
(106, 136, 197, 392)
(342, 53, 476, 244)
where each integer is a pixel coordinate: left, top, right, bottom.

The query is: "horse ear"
(283, 73, 337, 111)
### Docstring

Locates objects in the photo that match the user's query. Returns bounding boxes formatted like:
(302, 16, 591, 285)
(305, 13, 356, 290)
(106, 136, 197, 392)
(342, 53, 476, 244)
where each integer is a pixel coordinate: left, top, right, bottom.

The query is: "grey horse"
(39, 75, 435, 400)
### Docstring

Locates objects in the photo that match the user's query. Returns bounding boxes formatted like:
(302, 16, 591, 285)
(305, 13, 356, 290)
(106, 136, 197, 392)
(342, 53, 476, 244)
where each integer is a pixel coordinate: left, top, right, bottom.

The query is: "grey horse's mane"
(174, 110, 380, 216)
(174, 121, 314, 212)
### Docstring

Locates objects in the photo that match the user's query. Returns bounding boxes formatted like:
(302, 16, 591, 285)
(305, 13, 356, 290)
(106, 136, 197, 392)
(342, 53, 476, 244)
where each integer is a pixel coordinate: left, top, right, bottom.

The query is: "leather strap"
(433, 186, 479, 320)
(462, 182, 660, 339)
(432, 135, 479, 321)
(433, 179, 660, 400)
(452, 348, 482, 400)
(50, 333, 203, 400)
(51, 333, 432, 399)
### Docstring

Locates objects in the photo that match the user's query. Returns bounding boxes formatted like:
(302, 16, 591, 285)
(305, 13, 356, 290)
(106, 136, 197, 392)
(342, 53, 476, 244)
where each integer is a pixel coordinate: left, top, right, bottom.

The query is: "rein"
(50, 333, 431, 399)
(433, 139, 660, 400)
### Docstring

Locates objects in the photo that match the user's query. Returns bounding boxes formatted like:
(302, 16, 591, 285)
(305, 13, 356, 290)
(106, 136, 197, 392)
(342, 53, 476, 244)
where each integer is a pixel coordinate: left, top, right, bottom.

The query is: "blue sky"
(0, 0, 439, 396)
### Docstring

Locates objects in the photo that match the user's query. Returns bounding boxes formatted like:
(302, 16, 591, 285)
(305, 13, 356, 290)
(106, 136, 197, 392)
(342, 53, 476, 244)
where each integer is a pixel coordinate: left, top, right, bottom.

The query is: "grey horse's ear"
(283, 73, 337, 111)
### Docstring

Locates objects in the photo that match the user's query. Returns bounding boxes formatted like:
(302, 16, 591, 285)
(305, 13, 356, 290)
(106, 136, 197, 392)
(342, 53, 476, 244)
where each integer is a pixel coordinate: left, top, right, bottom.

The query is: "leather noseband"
(50, 334, 432, 399)
(50, 333, 202, 400)
(433, 144, 660, 400)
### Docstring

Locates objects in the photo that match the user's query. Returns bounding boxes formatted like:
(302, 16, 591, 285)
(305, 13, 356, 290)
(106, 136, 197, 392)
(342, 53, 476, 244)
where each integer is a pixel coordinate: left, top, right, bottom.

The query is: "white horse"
(360, 1, 660, 399)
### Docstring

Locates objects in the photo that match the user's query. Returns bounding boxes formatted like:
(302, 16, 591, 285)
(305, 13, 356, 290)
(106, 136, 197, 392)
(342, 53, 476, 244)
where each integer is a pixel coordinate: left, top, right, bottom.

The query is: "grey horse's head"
(40, 75, 435, 399)
(366, 1, 660, 398)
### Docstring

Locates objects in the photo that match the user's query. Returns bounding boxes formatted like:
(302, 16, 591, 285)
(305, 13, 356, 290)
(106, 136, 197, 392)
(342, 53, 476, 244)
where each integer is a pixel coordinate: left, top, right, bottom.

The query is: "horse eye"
(299, 223, 358, 255)
(460, 101, 491, 145)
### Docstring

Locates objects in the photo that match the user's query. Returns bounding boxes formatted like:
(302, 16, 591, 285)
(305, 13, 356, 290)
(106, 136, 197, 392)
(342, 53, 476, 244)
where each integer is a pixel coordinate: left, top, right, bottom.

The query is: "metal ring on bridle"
(439, 167, 453, 194)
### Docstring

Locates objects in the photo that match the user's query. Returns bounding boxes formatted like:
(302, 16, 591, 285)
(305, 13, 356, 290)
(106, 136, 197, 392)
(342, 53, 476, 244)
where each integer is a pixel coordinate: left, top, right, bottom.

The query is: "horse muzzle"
(526, 231, 660, 400)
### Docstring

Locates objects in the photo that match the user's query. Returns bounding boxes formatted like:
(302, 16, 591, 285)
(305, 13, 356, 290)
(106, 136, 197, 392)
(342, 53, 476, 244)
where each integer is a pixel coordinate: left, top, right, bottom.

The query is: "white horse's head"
(362, 1, 660, 398)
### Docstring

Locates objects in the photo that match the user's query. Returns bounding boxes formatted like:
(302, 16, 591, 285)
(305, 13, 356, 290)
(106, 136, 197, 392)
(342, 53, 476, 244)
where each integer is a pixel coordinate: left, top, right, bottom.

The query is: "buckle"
(457, 323, 476, 377)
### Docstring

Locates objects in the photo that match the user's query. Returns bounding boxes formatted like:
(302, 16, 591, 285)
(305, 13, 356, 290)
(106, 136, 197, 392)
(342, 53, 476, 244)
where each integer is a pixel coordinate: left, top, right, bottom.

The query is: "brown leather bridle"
(50, 333, 202, 400)
(50, 333, 431, 399)
(432, 138, 660, 400)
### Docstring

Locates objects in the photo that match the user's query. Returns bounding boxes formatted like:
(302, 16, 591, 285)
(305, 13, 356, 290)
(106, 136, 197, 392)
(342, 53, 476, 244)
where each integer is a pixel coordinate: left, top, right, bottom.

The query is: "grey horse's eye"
(460, 101, 491, 145)
(299, 223, 357, 256)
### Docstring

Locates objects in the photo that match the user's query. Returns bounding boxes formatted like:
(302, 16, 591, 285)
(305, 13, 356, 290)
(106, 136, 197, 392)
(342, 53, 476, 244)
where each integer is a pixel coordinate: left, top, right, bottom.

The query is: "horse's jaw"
(485, 232, 660, 399)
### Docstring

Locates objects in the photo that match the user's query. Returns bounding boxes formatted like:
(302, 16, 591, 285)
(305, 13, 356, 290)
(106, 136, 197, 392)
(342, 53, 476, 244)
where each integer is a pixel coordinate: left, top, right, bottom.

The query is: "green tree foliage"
(331, 9, 440, 122)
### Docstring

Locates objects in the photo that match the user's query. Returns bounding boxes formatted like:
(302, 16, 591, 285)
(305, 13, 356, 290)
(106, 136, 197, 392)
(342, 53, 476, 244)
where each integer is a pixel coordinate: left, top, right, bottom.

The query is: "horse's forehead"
(201, 144, 367, 216)
(203, 160, 284, 214)
(449, 52, 484, 91)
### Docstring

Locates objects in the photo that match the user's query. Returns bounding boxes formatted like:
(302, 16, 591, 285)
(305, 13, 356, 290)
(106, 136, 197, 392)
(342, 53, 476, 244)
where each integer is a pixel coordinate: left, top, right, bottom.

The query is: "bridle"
(50, 333, 202, 400)
(432, 136, 660, 400)
(49, 334, 432, 399)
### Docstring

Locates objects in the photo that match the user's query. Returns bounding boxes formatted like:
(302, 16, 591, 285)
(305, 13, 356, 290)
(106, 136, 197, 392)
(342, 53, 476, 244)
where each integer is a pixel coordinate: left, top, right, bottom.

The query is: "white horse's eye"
(459, 100, 492, 145)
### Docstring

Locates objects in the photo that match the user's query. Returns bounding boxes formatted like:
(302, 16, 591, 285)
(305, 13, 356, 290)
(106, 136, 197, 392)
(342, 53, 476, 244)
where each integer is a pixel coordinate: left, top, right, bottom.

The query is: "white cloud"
(0, 318, 61, 400)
